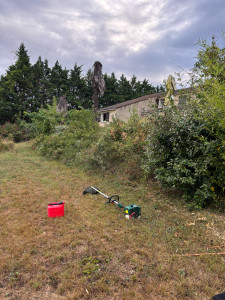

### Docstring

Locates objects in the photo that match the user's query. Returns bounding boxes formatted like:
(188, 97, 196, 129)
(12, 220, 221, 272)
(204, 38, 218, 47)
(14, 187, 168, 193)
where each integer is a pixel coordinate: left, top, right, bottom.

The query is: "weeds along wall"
(87, 112, 148, 180)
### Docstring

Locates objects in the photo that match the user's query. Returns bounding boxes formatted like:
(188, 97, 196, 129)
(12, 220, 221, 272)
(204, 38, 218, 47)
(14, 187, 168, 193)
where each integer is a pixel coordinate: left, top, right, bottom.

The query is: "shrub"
(88, 112, 148, 179)
(28, 99, 64, 137)
(143, 104, 225, 209)
(0, 122, 27, 142)
(35, 109, 100, 163)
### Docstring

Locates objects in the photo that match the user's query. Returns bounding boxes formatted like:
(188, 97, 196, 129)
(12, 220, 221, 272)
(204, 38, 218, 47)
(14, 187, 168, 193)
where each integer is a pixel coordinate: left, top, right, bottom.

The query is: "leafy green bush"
(28, 99, 64, 137)
(88, 112, 148, 179)
(35, 109, 100, 163)
(0, 122, 29, 142)
(143, 104, 225, 209)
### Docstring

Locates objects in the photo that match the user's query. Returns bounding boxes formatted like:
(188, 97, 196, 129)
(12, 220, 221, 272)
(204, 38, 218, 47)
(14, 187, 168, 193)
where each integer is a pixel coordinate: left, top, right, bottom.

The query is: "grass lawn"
(0, 142, 224, 299)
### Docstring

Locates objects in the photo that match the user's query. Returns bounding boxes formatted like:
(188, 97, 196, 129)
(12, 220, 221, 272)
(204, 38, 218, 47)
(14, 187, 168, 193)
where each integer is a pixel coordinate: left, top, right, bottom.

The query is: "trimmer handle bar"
(105, 194, 120, 204)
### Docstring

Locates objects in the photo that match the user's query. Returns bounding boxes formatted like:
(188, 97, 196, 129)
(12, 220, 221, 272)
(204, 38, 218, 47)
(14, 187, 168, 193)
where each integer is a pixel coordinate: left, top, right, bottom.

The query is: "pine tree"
(137, 79, 157, 96)
(67, 63, 88, 109)
(100, 72, 118, 107)
(130, 75, 138, 98)
(83, 68, 94, 109)
(0, 43, 32, 123)
(42, 59, 52, 106)
(49, 61, 69, 99)
(31, 56, 45, 110)
(117, 74, 133, 102)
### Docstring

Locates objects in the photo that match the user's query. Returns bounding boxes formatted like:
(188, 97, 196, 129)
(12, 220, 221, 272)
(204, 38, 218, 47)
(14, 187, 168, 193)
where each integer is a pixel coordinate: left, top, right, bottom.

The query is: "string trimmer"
(83, 186, 141, 219)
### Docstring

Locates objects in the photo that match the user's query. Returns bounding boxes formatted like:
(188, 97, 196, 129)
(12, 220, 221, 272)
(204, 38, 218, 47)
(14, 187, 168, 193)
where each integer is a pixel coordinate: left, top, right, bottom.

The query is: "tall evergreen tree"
(49, 61, 69, 98)
(67, 63, 88, 109)
(137, 79, 157, 96)
(31, 56, 45, 110)
(100, 72, 118, 107)
(156, 85, 165, 93)
(0, 43, 32, 123)
(117, 74, 133, 102)
(130, 75, 138, 98)
(42, 59, 52, 105)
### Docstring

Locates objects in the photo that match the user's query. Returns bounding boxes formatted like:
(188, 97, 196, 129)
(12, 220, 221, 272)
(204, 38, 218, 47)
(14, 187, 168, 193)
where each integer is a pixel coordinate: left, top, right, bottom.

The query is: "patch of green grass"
(81, 256, 100, 277)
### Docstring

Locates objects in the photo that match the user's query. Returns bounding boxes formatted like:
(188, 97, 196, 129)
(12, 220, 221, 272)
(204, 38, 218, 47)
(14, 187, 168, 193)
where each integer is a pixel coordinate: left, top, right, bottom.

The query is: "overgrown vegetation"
(143, 104, 225, 209)
(143, 35, 225, 208)
(88, 112, 148, 180)
(0, 120, 30, 142)
(32, 107, 100, 164)
(30, 34, 225, 209)
(1, 35, 225, 211)
(32, 101, 224, 209)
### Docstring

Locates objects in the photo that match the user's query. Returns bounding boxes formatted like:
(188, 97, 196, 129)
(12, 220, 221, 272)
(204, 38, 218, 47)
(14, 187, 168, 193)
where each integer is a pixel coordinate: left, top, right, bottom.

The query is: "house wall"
(114, 97, 155, 122)
(98, 93, 181, 126)
(114, 94, 180, 122)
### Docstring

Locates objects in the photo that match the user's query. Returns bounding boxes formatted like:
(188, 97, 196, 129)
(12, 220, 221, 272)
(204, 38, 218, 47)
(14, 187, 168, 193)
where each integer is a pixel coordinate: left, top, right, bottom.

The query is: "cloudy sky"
(0, 0, 225, 85)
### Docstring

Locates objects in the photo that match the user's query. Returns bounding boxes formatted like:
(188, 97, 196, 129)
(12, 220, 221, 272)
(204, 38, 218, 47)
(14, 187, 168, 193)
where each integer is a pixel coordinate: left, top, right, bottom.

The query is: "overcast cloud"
(0, 0, 225, 85)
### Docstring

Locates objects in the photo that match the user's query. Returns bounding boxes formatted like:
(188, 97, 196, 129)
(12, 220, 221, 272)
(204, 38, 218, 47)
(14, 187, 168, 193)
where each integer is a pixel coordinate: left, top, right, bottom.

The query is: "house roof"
(97, 91, 165, 113)
(97, 87, 192, 113)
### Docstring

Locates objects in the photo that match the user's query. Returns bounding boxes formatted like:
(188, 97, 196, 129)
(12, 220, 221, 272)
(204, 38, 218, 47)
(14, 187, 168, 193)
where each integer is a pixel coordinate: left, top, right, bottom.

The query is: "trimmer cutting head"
(83, 186, 99, 195)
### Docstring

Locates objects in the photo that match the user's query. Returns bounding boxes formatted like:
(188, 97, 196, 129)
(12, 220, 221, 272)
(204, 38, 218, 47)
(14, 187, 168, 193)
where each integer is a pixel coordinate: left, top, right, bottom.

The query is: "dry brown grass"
(0, 142, 224, 300)
(0, 138, 14, 152)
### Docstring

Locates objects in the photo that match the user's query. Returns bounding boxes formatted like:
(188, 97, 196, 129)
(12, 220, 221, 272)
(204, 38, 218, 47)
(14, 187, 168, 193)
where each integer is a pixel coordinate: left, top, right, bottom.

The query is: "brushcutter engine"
(83, 186, 141, 219)
(124, 204, 141, 219)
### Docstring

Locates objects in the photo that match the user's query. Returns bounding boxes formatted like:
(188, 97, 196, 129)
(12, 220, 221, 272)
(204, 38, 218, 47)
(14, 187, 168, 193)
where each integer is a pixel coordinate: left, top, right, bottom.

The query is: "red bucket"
(48, 202, 64, 218)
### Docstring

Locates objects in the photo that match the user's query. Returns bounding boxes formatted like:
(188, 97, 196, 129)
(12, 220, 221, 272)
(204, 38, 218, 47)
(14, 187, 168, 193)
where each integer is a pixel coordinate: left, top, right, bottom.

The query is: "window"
(103, 112, 109, 122)
(156, 98, 164, 109)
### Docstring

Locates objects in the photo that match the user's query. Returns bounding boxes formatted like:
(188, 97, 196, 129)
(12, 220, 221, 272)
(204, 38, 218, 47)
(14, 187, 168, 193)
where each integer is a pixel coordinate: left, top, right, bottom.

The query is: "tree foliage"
(144, 105, 224, 209)
(193, 35, 225, 132)
(0, 43, 162, 124)
(0, 43, 32, 123)
(144, 34, 225, 209)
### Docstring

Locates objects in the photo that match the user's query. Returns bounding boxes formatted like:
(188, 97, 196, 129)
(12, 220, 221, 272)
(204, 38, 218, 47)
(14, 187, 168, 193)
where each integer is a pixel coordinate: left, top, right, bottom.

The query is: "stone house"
(97, 90, 186, 126)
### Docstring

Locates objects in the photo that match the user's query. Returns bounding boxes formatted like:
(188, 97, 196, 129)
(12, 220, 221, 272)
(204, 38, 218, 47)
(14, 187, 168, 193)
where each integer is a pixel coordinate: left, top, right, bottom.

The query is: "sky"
(0, 0, 225, 86)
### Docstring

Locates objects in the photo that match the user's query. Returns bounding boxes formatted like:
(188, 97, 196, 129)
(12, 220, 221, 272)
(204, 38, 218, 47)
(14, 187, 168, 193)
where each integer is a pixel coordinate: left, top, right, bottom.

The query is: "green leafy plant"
(34, 109, 100, 164)
(144, 34, 225, 209)
(28, 97, 64, 136)
(143, 104, 225, 209)
(81, 256, 100, 277)
(88, 111, 148, 179)
(0, 121, 29, 142)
